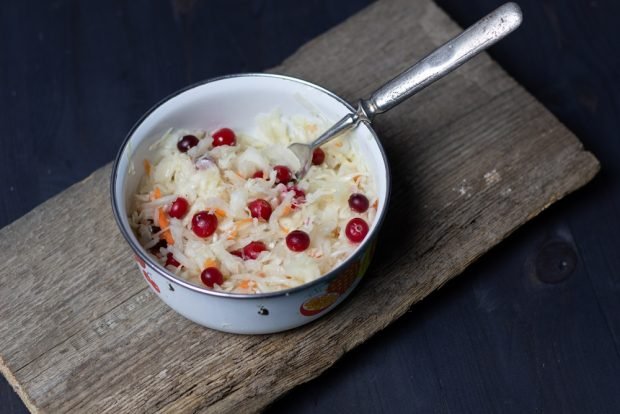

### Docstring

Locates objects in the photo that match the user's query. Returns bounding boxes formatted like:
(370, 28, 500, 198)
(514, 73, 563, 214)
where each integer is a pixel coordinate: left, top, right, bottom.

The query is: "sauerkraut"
(130, 111, 377, 293)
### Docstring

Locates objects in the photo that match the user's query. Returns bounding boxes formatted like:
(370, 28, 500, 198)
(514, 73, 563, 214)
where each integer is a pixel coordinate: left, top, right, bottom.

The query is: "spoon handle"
(296, 2, 522, 180)
(360, 2, 522, 118)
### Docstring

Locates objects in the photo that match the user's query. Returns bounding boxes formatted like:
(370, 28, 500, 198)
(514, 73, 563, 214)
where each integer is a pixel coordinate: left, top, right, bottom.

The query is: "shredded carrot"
(151, 187, 161, 200)
(353, 175, 362, 185)
(372, 200, 379, 209)
(161, 230, 174, 245)
(214, 208, 227, 218)
(335, 141, 343, 147)
(279, 221, 289, 233)
(308, 250, 324, 258)
(226, 229, 237, 240)
(331, 228, 340, 238)
(281, 205, 293, 217)
(258, 272, 266, 278)
(158, 208, 170, 229)
(203, 258, 218, 269)
(143, 159, 152, 177)
(238, 279, 255, 290)
(235, 218, 253, 226)
(305, 124, 318, 133)
(227, 218, 253, 240)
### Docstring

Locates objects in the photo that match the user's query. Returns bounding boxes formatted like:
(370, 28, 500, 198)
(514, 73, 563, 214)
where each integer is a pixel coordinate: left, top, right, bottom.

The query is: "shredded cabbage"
(130, 111, 377, 293)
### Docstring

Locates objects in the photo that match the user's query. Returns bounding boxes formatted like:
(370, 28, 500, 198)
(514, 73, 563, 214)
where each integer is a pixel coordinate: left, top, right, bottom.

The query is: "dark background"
(1, 1, 619, 413)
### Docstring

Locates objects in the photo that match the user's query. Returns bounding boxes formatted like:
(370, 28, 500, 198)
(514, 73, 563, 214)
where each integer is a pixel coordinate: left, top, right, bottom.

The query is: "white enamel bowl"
(111, 74, 390, 334)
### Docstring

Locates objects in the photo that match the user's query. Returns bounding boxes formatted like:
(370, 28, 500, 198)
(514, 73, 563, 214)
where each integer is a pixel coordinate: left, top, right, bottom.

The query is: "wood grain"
(0, 0, 599, 412)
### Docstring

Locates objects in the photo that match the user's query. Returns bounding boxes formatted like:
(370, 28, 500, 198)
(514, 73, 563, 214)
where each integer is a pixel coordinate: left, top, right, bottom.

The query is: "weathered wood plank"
(0, 0, 599, 412)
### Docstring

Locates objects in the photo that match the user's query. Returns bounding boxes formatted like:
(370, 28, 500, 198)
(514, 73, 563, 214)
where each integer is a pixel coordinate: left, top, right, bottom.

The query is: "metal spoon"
(289, 2, 523, 180)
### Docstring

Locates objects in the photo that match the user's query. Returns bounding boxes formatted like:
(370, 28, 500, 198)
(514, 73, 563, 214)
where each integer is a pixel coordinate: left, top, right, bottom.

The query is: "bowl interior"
(113, 74, 389, 288)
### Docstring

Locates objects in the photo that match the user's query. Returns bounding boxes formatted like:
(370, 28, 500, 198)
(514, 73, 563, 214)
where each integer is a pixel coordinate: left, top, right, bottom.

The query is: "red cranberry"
(312, 148, 325, 165)
(200, 267, 224, 287)
(230, 249, 244, 258)
(165, 253, 181, 268)
(242, 241, 267, 260)
(248, 199, 272, 221)
(212, 127, 236, 147)
(177, 135, 199, 153)
(252, 171, 264, 179)
(348, 193, 369, 213)
(191, 211, 218, 237)
(169, 197, 189, 219)
(286, 230, 310, 252)
(345, 218, 369, 243)
(287, 185, 306, 209)
(274, 165, 293, 184)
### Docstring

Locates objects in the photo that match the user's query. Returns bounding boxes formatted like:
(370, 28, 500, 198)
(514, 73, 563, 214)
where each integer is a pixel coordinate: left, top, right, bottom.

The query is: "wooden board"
(0, 0, 599, 412)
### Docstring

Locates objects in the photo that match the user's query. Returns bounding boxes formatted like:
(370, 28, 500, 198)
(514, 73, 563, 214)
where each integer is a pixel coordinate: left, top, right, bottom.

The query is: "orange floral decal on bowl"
(327, 262, 360, 295)
(142, 270, 160, 294)
(134, 254, 146, 269)
(299, 240, 377, 317)
(300, 292, 339, 316)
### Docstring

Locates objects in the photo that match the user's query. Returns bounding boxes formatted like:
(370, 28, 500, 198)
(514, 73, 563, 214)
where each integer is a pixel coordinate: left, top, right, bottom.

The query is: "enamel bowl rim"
(110, 73, 391, 300)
